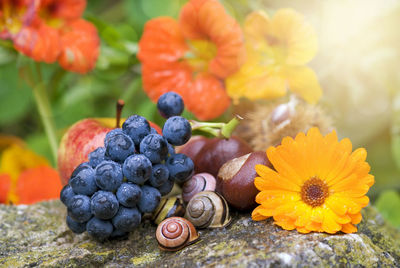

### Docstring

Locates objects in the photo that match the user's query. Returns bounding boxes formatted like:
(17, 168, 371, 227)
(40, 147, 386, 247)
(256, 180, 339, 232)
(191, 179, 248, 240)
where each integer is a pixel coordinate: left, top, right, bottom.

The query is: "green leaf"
(0, 64, 33, 125)
(375, 190, 400, 229)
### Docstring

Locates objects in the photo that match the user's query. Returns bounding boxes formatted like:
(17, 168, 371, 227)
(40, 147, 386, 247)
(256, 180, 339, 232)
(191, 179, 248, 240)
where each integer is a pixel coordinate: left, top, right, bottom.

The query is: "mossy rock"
(0, 201, 399, 267)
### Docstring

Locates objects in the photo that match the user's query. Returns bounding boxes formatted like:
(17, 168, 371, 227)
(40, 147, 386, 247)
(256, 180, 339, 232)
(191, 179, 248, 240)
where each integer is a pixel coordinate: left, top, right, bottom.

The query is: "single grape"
(123, 154, 152, 185)
(116, 183, 142, 207)
(157, 92, 184, 118)
(67, 195, 92, 223)
(148, 164, 169, 187)
(139, 134, 168, 164)
(162, 116, 191, 146)
(122, 115, 151, 147)
(69, 165, 97, 196)
(112, 207, 141, 232)
(86, 217, 113, 241)
(105, 132, 135, 162)
(95, 161, 123, 191)
(166, 153, 194, 184)
(91, 190, 119, 220)
(66, 215, 87, 234)
(157, 178, 174, 196)
(137, 185, 161, 213)
(104, 128, 123, 147)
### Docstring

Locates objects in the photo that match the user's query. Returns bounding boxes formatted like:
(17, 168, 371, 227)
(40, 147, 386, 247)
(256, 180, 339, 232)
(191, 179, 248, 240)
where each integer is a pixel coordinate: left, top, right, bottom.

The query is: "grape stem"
(190, 115, 242, 139)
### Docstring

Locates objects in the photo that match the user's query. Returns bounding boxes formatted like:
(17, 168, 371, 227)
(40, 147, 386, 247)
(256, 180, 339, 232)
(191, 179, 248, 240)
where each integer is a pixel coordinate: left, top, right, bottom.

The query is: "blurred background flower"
(0, 0, 398, 228)
(0, 135, 61, 204)
(138, 0, 245, 120)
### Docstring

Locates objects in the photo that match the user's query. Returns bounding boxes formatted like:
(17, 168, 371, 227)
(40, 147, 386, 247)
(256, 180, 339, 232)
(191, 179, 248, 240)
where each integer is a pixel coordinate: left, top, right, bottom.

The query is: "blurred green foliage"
(0, 0, 399, 225)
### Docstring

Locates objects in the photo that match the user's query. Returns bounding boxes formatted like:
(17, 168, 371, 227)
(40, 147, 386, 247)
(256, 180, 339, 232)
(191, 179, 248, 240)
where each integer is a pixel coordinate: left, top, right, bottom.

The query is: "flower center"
(0, 1, 25, 35)
(300, 177, 329, 207)
(184, 39, 217, 73)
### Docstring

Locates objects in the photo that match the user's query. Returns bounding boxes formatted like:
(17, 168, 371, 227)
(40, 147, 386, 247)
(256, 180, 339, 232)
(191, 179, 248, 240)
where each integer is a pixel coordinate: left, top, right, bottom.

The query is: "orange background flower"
(138, 0, 245, 120)
(1, 0, 99, 73)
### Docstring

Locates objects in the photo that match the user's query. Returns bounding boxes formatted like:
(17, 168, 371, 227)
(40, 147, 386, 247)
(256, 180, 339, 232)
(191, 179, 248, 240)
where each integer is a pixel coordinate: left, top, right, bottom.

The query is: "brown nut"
(217, 151, 271, 211)
(194, 136, 252, 177)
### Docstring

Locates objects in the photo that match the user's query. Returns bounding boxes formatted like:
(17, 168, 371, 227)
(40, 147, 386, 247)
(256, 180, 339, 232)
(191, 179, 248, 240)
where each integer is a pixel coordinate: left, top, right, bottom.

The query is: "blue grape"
(166, 153, 194, 184)
(95, 161, 123, 191)
(69, 165, 97, 196)
(139, 134, 168, 164)
(86, 217, 113, 241)
(162, 116, 191, 146)
(157, 178, 174, 196)
(66, 215, 87, 234)
(104, 128, 123, 147)
(157, 92, 184, 118)
(88, 147, 106, 168)
(116, 183, 142, 207)
(148, 164, 169, 187)
(67, 195, 92, 223)
(123, 154, 152, 185)
(112, 207, 141, 232)
(90, 191, 119, 220)
(137, 185, 161, 213)
(105, 132, 135, 162)
(71, 162, 91, 178)
(60, 184, 75, 206)
(122, 115, 151, 147)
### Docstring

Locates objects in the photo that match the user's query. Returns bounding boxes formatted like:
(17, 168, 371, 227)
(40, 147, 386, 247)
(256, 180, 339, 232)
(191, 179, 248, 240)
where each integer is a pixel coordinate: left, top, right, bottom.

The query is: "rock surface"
(0, 201, 399, 267)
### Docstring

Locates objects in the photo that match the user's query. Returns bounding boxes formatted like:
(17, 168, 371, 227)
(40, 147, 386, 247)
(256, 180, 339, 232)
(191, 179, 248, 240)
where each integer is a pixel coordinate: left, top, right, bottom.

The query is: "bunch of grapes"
(60, 92, 193, 241)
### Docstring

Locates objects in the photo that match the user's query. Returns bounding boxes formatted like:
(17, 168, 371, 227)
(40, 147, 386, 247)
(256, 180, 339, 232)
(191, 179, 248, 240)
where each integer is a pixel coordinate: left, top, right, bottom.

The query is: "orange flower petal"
(58, 19, 99, 74)
(178, 0, 245, 78)
(188, 73, 230, 120)
(251, 205, 271, 221)
(16, 165, 62, 204)
(341, 223, 357, 233)
(13, 18, 60, 63)
(138, 17, 188, 64)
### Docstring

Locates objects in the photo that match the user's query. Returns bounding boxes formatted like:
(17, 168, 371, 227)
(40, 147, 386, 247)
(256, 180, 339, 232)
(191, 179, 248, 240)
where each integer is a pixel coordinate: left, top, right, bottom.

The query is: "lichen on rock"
(0, 201, 399, 267)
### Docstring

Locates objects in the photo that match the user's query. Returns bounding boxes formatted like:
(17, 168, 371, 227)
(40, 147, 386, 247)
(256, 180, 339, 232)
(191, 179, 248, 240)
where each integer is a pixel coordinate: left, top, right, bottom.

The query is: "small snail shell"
(152, 197, 185, 225)
(156, 217, 199, 251)
(185, 191, 231, 229)
(182, 173, 217, 203)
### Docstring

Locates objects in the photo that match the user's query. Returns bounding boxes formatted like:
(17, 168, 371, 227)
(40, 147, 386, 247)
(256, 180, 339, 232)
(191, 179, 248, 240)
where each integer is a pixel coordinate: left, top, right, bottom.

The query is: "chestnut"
(217, 151, 271, 211)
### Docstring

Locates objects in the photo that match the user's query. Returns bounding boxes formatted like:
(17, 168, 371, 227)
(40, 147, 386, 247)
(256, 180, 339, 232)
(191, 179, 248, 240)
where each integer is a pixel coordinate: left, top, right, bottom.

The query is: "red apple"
(57, 118, 161, 185)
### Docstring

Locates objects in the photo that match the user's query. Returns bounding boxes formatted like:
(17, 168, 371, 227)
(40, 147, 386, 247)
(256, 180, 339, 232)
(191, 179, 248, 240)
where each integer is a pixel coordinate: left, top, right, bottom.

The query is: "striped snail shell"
(182, 173, 217, 203)
(156, 217, 199, 251)
(152, 197, 185, 225)
(184, 191, 231, 229)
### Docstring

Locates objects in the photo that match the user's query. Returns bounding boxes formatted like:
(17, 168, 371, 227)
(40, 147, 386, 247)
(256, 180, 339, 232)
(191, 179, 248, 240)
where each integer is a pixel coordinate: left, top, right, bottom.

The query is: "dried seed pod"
(152, 197, 185, 225)
(156, 217, 199, 251)
(184, 191, 231, 229)
(182, 173, 217, 203)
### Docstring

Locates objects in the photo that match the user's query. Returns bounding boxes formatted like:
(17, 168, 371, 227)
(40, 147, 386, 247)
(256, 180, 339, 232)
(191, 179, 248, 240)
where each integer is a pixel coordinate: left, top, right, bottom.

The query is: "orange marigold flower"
(252, 127, 374, 234)
(138, 0, 245, 120)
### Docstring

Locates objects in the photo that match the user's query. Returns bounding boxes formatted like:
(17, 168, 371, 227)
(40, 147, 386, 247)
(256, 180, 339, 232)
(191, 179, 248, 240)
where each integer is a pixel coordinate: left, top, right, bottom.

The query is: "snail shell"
(156, 216, 199, 251)
(152, 197, 185, 225)
(185, 191, 231, 229)
(182, 173, 217, 203)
